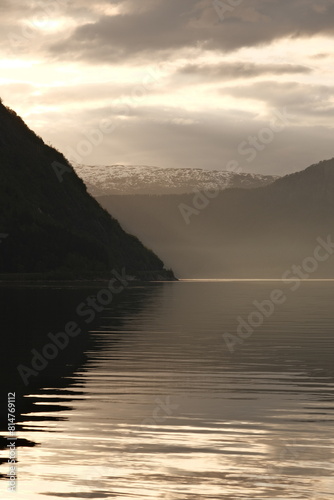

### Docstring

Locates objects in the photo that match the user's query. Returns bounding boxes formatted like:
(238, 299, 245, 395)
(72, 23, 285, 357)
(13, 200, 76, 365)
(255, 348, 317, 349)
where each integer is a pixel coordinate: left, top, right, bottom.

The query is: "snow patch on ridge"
(74, 164, 279, 196)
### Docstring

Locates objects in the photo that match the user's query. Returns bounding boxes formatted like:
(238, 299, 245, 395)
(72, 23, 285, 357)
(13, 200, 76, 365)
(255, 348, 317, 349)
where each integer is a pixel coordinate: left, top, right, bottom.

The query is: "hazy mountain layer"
(97, 159, 334, 278)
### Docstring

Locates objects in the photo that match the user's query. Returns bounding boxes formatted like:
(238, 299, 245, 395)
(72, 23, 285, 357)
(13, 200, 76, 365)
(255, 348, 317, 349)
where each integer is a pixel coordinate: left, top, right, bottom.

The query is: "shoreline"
(0, 274, 177, 287)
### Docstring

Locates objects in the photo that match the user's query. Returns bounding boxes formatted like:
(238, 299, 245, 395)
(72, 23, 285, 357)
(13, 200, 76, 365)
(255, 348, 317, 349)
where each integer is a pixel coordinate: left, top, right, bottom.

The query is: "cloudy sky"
(1, 0, 334, 175)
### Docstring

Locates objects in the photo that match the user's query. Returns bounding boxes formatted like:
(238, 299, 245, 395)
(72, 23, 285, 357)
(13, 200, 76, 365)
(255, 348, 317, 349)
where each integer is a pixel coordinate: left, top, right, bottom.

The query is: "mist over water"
(1, 281, 334, 499)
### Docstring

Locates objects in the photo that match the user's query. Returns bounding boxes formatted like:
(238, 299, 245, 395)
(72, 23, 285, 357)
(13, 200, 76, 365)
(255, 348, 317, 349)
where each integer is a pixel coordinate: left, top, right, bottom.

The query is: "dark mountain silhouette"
(0, 100, 174, 280)
(97, 159, 334, 278)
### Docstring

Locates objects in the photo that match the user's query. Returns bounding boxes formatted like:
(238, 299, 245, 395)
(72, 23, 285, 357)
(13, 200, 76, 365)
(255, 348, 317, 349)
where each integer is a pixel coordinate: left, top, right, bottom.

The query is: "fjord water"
(1, 281, 334, 499)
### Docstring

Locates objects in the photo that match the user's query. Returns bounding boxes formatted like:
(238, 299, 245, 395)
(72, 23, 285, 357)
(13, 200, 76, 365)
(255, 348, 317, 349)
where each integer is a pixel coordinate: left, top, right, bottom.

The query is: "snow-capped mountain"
(74, 164, 279, 196)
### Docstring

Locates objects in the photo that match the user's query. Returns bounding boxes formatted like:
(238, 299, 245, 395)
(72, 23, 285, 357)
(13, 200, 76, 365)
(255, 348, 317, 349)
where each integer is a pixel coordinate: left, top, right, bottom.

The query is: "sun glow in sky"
(1, 0, 334, 174)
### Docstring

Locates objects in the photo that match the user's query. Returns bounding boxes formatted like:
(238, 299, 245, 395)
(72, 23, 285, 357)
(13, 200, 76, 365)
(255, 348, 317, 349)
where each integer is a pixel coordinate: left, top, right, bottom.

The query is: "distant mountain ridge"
(74, 164, 279, 196)
(0, 100, 174, 280)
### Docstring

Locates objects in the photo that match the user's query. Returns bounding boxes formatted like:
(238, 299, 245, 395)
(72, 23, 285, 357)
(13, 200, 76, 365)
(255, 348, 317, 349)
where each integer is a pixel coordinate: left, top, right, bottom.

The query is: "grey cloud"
(0, 0, 119, 55)
(47, 0, 334, 63)
(310, 53, 332, 59)
(1, 0, 333, 179)
(176, 62, 312, 82)
(221, 81, 334, 115)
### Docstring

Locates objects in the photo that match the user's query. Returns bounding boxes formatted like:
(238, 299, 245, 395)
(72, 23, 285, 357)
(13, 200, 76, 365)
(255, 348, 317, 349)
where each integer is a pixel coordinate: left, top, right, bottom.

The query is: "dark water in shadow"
(1, 281, 334, 499)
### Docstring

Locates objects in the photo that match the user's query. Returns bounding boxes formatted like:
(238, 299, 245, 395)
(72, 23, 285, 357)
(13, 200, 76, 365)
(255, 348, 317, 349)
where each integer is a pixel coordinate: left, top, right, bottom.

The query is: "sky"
(0, 0, 334, 175)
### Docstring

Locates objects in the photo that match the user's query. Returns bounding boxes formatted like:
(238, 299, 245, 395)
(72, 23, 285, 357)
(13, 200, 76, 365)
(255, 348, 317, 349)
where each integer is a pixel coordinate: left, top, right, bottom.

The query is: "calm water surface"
(1, 281, 334, 499)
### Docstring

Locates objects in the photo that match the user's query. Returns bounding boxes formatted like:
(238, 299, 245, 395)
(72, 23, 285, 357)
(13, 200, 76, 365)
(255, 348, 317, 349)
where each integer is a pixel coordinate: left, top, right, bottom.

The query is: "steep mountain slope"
(97, 159, 334, 278)
(74, 164, 278, 196)
(0, 101, 174, 280)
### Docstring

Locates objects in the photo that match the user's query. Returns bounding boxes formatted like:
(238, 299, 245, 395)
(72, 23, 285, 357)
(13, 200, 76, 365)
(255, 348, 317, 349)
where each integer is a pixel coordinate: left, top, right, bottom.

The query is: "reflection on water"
(1, 282, 334, 499)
